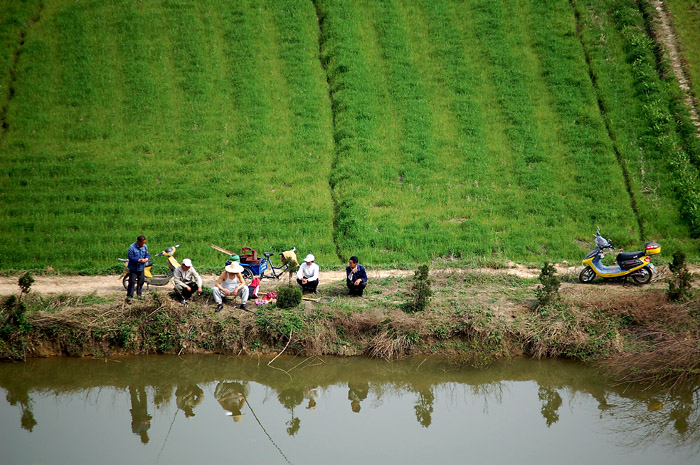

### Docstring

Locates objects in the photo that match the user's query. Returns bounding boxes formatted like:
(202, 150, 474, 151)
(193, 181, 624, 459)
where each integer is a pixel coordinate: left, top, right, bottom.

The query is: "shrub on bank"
(276, 286, 302, 309)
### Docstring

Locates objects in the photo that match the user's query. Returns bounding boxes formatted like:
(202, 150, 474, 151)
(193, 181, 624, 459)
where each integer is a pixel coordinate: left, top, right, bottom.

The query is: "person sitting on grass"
(173, 258, 202, 306)
(213, 262, 249, 312)
(346, 256, 368, 296)
(296, 254, 319, 294)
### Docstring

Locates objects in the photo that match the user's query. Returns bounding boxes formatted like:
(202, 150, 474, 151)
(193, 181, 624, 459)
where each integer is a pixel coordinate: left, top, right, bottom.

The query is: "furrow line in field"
(311, 0, 344, 263)
(569, 0, 645, 241)
(0, 2, 43, 140)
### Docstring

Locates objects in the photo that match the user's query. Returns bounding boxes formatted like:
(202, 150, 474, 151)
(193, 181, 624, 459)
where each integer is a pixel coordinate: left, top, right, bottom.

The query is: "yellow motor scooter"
(579, 229, 660, 285)
(118, 244, 181, 290)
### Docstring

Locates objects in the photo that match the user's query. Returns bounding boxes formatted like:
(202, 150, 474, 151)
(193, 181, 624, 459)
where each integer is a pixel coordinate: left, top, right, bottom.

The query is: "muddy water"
(0, 356, 698, 465)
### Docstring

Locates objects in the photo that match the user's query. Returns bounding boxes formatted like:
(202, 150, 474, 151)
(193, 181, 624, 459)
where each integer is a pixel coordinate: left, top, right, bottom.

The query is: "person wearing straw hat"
(173, 258, 202, 306)
(296, 253, 319, 294)
(213, 262, 249, 312)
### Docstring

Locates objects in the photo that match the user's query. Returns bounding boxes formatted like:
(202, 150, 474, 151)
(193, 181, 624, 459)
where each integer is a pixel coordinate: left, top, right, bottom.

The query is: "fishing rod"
(244, 394, 295, 465)
(154, 408, 179, 465)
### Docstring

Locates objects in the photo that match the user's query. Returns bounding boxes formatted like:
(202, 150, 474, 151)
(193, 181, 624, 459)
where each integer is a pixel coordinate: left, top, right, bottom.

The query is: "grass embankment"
(573, 0, 700, 245)
(2, 270, 698, 386)
(665, 0, 700, 107)
(0, 0, 335, 272)
(318, 0, 641, 264)
(1, 0, 699, 274)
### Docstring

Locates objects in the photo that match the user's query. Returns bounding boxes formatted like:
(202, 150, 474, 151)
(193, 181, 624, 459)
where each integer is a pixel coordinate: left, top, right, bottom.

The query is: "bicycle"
(211, 245, 297, 280)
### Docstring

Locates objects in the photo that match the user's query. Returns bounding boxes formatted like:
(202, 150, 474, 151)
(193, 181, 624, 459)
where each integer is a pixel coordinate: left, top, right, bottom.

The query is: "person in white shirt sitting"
(296, 254, 319, 294)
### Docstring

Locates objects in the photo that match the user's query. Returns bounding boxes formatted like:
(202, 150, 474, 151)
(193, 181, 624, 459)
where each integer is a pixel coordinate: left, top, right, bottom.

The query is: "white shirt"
(297, 262, 319, 281)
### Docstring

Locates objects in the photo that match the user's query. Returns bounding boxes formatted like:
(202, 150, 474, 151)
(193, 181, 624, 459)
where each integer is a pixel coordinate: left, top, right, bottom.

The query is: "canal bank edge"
(1, 268, 699, 386)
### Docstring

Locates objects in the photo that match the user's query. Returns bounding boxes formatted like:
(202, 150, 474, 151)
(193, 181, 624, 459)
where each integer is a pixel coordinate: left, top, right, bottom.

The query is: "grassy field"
(1, 0, 699, 274)
(666, 0, 700, 106)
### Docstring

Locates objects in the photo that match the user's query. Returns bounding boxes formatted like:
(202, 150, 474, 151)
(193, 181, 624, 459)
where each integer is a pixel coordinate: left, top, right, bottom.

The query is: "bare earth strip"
(652, 0, 700, 137)
(0, 263, 679, 297)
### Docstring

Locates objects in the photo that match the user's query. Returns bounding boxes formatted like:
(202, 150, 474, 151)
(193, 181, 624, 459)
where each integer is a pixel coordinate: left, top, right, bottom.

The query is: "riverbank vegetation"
(1, 0, 700, 274)
(1, 268, 698, 387)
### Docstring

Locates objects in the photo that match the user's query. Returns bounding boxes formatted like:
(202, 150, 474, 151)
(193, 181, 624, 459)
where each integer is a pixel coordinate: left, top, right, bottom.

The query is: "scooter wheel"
(579, 267, 596, 283)
(632, 266, 652, 285)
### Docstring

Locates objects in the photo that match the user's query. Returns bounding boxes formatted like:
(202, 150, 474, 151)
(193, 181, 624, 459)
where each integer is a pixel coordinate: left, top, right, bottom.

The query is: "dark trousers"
(127, 270, 145, 298)
(347, 280, 366, 296)
(176, 281, 199, 300)
(297, 278, 319, 292)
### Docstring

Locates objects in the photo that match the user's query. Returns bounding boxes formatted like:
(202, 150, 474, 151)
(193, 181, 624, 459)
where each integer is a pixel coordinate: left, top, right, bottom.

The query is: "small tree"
(403, 265, 432, 314)
(18, 272, 34, 303)
(286, 258, 299, 286)
(668, 251, 693, 301)
(535, 262, 560, 309)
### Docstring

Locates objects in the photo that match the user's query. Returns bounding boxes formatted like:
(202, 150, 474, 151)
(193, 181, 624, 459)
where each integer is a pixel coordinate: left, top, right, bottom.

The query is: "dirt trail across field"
(0, 262, 685, 297)
(651, 0, 700, 137)
(0, 263, 559, 297)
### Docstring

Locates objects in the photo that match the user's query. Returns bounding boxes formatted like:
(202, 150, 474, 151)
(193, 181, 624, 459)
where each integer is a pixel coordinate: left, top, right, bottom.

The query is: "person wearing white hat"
(173, 258, 202, 306)
(296, 253, 319, 294)
(213, 262, 249, 312)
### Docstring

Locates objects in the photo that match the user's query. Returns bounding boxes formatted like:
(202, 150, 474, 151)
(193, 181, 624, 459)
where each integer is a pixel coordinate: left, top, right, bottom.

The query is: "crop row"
(1, 0, 699, 273)
(0, 0, 336, 272)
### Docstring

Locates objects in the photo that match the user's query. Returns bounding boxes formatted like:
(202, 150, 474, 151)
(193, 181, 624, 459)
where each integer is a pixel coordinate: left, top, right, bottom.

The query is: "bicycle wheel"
(242, 268, 254, 281)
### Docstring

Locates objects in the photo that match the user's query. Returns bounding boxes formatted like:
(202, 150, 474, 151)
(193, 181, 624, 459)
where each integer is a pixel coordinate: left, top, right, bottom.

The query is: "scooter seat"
(617, 251, 645, 262)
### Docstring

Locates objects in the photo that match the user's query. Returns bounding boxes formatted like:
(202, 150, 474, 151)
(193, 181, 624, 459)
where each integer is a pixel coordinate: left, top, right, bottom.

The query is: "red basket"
(240, 247, 259, 264)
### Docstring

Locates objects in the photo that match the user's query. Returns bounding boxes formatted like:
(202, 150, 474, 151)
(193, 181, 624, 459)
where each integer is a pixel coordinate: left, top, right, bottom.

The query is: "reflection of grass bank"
(1, 271, 698, 385)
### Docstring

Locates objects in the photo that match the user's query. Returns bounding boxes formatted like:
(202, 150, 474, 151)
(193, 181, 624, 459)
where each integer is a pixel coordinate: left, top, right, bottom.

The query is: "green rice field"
(1, 0, 699, 273)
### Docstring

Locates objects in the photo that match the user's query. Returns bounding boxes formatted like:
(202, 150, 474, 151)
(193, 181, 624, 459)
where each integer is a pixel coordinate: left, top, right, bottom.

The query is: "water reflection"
(4, 382, 36, 432)
(215, 381, 247, 422)
(128, 386, 152, 444)
(0, 356, 698, 464)
(175, 384, 203, 418)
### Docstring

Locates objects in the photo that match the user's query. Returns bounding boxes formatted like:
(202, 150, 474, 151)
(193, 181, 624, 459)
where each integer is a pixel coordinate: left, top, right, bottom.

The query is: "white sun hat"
(225, 263, 244, 274)
(304, 254, 315, 262)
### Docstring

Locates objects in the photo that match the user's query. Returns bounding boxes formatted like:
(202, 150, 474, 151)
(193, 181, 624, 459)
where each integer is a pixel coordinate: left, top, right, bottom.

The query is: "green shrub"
(277, 286, 302, 309)
(667, 251, 694, 301)
(18, 272, 34, 296)
(535, 262, 560, 309)
(403, 265, 432, 314)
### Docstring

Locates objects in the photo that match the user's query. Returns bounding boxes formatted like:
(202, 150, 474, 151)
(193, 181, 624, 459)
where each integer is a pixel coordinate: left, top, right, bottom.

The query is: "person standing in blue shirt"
(127, 235, 150, 302)
(346, 256, 368, 296)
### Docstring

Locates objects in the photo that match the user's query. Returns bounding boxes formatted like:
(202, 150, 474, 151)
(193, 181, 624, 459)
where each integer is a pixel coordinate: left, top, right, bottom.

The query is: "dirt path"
(0, 263, 553, 297)
(1, 262, 681, 297)
(651, 0, 700, 137)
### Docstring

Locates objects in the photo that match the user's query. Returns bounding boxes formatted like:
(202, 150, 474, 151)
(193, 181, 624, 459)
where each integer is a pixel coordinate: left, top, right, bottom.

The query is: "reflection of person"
(305, 387, 319, 410)
(129, 386, 152, 444)
(126, 235, 150, 302)
(175, 384, 203, 418)
(346, 256, 368, 296)
(173, 258, 202, 306)
(348, 381, 369, 413)
(296, 254, 319, 294)
(213, 263, 249, 312)
(215, 382, 248, 422)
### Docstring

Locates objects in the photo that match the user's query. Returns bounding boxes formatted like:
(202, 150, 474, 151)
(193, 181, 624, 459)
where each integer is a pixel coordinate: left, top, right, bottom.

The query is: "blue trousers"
(127, 270, 145, 298)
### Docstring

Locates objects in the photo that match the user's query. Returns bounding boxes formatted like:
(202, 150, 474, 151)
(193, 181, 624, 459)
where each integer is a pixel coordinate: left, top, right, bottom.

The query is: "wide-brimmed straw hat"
(225, 263, 244, 274)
